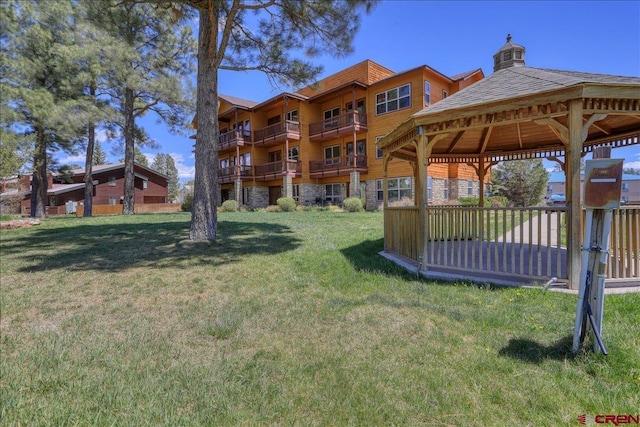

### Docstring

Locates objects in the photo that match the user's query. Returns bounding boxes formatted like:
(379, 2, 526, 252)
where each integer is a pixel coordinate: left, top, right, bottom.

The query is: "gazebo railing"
(423, 206, 569, 281)
(384, 204, 640, 284)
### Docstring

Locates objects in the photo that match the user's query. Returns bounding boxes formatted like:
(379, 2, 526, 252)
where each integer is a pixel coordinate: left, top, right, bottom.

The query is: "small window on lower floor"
(108, 197, 117, 205)
(292, 184, 300, 202)
(325, 183, 342, 203)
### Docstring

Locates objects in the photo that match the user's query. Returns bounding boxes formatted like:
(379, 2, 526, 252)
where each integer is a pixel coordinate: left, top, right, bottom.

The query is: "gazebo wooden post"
(417, 130, 428, 270)
(478, 157, 486, 208)
(566, 99, 584, 290)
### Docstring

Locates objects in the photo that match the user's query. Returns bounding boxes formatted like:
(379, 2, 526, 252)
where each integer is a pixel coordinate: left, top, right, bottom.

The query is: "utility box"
(583, 159, 624, 209)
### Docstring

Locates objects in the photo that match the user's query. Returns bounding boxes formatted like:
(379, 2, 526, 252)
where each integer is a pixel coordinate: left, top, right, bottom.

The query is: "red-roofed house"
(7, 162, 169, 215)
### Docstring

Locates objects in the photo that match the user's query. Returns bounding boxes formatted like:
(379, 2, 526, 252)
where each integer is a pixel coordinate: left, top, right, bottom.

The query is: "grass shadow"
(3, 214, 301, 272)
(498, 335, 576, 364)
(340, 238, 512, 291)
(340, 238, 419, 279)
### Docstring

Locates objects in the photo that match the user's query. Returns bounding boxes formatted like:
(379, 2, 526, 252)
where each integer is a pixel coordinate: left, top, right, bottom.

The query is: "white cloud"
(56, 154, 86, 165)
(625, 160, 640, 170)
(168, 152, 195, 179)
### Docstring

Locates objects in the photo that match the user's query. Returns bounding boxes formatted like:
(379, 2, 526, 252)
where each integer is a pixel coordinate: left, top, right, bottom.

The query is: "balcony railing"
(309, 155, 367, 177)
(253, 120, 300, 146)
(309, 112, 367, 141)
(218, 130, 251, 151)
(218, 165, 252, 184)
(254, 160, 301, 181)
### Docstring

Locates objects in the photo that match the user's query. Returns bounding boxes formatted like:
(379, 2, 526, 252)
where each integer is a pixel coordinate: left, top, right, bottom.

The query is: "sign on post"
(572, 158, 623, 354)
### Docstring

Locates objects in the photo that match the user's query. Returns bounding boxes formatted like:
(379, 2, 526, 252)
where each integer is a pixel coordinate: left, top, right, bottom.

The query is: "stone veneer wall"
(246, 186, 269, 209)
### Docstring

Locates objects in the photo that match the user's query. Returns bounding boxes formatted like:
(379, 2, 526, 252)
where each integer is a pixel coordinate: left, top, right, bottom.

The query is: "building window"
(442, 89, 448, 99)
(285, 109, 298, 122)
(346, 99, 366, 113)
(375, 136, 384, 159)
(241, 152, 251, 165)
(108, 197, 117, 205)
(376, 84, 411, 115)
(292, 184, 300, 202)
(622, 183, 629, 192)
(243, 119, 251, 137)
(467, 180, 473, 196)
(288, 146, 299, 160)
(325, 183, 342, 203)
(427, 176, 433, 200)
(376, 178, 413, 202)
(108, 176, 116, 186)
(375, 180, 383, 201)
(547, 184, 553, 192)
(142, 179, 148, 189)
(424, 81, 431, 106)
(220, 158, 229, 168)
(268, 150, 282, 162)
(443, 179, 449, 200)
(346, 140, 366, 156)
(323, 107, 340, 129)
(503, 50, 512, 61)
(324, 145, 340, 159)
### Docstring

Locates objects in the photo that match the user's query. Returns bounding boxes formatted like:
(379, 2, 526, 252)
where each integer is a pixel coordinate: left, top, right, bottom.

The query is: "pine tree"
(151, 153, 180, 202)
(491, 160, 549, 207)
(96, 0, 195, 214)
(152, 0, 376, 241)
(2, 0, 88, 217)
(92, 142, 107, 165)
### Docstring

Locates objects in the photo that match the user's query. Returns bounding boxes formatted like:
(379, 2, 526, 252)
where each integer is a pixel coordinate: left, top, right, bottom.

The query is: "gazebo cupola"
(493, 34, 525, 71)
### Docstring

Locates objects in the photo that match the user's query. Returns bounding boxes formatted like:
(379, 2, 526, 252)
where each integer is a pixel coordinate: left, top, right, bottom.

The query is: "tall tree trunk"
(123, 87, 135, 215)
(31, 127, 47, 218)
(83, 85, 96, 217)
(189, 7, 219, 241)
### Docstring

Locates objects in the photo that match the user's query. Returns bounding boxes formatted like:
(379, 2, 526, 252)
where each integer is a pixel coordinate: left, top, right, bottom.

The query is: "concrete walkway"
(498, 211, 563, 247)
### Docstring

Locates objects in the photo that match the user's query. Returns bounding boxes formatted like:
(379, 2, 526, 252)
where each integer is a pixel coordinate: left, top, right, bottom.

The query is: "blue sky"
(60, 0, 640, 179)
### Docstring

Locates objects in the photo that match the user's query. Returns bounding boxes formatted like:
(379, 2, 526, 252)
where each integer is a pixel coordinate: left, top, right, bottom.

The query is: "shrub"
(221, 199, 239, 212)
(276, 197, 296, 212)
(342, 197, 363, 212)
(181, 193, 193, 212)
(265, 205, 281, 212)
(489, 196, 508, 207)
(458, 197, 479, 206)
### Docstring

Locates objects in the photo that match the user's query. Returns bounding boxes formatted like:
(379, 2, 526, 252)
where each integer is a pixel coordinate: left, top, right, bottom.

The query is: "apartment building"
(214, 59, 485, 209)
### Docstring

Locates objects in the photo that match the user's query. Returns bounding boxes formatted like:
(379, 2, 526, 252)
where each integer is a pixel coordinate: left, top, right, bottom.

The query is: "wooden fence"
(75, 203, 181, 217)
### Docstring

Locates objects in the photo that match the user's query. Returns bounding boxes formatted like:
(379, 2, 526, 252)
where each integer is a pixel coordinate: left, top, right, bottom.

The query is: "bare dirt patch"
(0, 218, 41, 230)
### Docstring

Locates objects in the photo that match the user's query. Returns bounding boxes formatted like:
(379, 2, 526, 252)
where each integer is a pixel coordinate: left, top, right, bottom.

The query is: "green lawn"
(1, 211, 638, 426)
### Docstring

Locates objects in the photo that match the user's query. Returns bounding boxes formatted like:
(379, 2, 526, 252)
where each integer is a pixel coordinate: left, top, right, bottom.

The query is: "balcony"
(309, 155, 368, 178)
(309, 112, 368, 141)
(253, 120, 301, 147)
(218, 130, 251, 151)
(254, 160, 301, 181)
(218, 165, 252, 184)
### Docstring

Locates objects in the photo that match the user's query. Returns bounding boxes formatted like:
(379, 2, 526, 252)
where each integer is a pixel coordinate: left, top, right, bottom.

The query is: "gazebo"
(377, 36, 640, 289)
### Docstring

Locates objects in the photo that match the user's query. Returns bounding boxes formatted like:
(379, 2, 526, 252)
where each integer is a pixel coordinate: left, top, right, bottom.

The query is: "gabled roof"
(68, 162, 168, 180)
(450, 68, 484, 82)
(219, 94, 259, 109)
